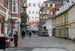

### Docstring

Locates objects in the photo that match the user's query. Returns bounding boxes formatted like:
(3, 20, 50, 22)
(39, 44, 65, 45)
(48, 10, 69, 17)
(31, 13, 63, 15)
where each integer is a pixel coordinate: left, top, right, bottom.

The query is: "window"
(33, 3, 36, 7)
(12, 1, 18, 13)
(29, 3, 31, 7)
(12, 2, 16, 12)
(46, 10, 50, 14)
(29, 11, 31, 14)
(43, 11, 45, 14)
(1, 0, 4, 5)
(33, 11, 34, 14)
(36, 11, 38, 14)
(7, 0, 9, 9)
(48, 4, 50, 8)
(43, 3, 45, 7)
(47, 11, 49, 14)
(32, 17, 34, 18)
(38, 3, 40, 7)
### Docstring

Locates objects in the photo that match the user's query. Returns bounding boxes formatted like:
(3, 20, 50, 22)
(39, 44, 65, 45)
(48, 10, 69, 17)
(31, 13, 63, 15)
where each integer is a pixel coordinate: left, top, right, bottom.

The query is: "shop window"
(1, 23, 3, 34)
(0, 17, 4, 34)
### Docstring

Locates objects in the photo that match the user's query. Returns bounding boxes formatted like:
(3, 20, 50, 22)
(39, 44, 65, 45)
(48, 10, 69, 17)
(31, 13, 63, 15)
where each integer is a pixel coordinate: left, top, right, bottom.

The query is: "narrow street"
(0, 0, 75, 51)
(1, 35, 75, 51)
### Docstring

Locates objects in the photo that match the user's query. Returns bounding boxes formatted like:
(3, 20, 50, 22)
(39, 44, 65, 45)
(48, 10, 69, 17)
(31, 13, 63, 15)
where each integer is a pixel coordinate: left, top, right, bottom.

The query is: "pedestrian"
(24, 31, 26, 37)
(28, 30, 32, 37)
(21, 31, 25, 39)
(7, 31, 12, 38)
(13, 31, 18, 47)
(26, 30, 29, 37)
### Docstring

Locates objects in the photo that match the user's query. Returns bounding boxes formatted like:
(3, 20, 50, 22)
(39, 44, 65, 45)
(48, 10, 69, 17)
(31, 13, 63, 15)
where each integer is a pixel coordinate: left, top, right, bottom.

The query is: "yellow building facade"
(55, 3, 75, 39)
(68, 4, 75, 40)
(55, 11, 69, 38)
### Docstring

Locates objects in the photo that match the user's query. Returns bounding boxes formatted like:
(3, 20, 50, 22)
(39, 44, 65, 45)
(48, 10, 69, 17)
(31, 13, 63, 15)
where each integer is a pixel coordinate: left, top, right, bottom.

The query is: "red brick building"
(0, 0, 21, 36)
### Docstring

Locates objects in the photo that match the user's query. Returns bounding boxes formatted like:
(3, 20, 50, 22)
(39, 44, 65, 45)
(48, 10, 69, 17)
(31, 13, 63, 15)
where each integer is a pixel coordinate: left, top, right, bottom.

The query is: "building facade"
(54, 1, 75, 40)
(39, 0, 67, 36)
(55, 11, 69, 38)
(26, 0, 46, 31)
(0, 0, 21, 36)
(68, 3, 75, 40)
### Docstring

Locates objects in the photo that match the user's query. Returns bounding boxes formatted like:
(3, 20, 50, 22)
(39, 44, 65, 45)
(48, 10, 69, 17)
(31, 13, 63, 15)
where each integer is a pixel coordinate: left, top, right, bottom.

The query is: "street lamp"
(23, 2, 27, 11)
(21, 1, 28, 31)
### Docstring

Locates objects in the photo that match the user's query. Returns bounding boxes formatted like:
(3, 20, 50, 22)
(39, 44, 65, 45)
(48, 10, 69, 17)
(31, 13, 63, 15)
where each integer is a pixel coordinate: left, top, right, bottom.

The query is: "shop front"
(0, 15, 5, 34)
(56, 26, 69, 38)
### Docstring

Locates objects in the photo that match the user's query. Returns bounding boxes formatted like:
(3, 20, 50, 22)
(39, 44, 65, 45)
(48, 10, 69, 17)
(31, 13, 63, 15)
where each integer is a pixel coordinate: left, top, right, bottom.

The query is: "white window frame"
(12, 2, 16, 13)
(1, 0, 4, 5)
(16, 3, 18, 14)
(8, 0, 9, 9)
(12, 0, 18, 14)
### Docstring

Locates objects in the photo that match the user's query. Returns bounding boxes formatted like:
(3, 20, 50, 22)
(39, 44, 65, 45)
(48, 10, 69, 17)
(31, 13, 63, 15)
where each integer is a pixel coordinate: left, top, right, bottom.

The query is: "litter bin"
(0, 34, 5, 51)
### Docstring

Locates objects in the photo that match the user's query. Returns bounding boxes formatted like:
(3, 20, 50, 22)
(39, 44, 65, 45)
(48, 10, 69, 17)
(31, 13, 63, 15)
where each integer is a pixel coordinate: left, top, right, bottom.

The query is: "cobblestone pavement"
(0, 35, 75, 51)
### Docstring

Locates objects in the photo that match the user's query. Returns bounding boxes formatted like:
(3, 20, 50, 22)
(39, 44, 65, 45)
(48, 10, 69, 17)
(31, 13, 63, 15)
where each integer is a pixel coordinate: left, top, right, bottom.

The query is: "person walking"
(7, 31, 12, 38)
(24, 31, 26, 37)
(21, 31, 25, 39)
(13, 31, 18, 47)
(27, 30, 29, 37)
(28, 30, 32, 37)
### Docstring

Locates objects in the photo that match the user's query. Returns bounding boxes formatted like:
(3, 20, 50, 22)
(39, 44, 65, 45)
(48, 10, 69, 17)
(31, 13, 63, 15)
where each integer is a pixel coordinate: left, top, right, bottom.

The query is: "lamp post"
(23, 2, 27, 11)
(21, 1, 27, 31)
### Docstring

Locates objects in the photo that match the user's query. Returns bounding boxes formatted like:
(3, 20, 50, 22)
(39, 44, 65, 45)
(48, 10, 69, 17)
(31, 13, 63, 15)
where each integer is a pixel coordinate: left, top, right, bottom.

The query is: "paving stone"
(0, 35, 75, 51)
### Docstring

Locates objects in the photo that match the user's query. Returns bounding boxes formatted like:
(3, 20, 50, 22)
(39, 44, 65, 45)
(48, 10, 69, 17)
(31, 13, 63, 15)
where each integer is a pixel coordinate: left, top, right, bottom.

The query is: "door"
(52, 28, 56, 36)
(0, 23, 1, 34)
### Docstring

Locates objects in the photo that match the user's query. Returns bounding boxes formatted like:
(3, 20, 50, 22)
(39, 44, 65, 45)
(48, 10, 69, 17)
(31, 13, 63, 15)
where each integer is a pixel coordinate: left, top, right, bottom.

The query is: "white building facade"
(27, 0, 46, 30)
(46, 19, 52, 36)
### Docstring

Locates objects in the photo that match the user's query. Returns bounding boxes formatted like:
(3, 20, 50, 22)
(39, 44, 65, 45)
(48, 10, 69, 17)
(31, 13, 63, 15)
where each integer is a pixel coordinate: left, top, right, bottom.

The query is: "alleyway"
(1, 35, 75, 51)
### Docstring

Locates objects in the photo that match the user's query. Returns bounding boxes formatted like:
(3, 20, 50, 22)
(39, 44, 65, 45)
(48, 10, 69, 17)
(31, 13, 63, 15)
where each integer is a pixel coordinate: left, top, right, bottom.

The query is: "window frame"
(12, 0, 18, 14)
(1, 0, 4, 6)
